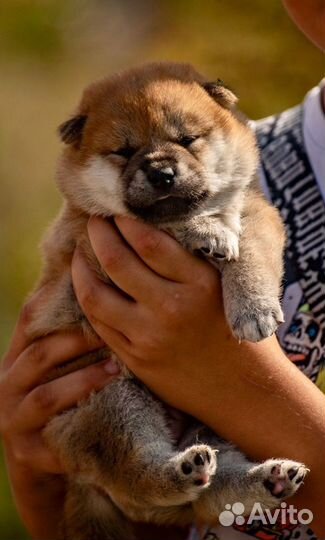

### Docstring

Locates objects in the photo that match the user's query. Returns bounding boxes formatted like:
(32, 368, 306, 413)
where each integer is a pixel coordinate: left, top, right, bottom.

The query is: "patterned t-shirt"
(191, 83, 325, 540)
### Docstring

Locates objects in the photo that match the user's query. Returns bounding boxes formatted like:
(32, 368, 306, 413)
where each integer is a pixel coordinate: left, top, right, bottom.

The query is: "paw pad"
(178, 445, 217, 490)
(264, 460, 308, 499)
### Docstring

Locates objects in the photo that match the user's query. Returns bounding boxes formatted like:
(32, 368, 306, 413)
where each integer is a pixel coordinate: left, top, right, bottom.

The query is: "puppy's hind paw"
(246, 459, 308, 509)
(172, 444, 218, 500)
(262, 459, 308, 500)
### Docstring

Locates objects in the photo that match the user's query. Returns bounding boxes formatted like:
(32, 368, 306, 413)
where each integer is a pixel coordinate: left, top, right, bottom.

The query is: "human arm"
(0, 288, 120, 540)
(72, 215, 325, 537)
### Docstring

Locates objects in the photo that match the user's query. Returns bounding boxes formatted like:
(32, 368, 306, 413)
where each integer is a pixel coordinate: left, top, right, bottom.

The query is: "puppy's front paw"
(229, 298, 284, 342)
(198, 230, 239, 262)
(189, 227, 239, 262)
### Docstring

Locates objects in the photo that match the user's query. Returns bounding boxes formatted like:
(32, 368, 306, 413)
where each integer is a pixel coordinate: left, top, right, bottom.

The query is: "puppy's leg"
(174, 193, 284, 342)
(45, 378, 217, 522)
(221, 191, 285, 342)
(193, 442, 307, 525)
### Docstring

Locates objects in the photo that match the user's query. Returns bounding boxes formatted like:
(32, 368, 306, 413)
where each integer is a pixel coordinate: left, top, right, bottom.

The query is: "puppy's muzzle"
(142, 162, 176, 192)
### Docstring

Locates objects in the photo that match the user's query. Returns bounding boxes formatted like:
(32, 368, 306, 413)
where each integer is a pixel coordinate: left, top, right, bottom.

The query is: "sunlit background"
(0, 0, 324, 537)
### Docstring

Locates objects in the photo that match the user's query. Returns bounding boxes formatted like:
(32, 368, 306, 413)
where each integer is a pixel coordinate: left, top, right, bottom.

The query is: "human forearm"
(179, 335, 325, 535)
(182, 335, 325, 465)
(4, 457, 65, 540)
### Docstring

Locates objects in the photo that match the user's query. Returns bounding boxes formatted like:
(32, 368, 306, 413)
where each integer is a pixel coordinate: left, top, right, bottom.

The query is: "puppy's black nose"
(145, 165, 175, 190)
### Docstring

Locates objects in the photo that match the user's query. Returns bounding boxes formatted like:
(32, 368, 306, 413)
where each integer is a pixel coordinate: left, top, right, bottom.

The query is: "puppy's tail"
(62, 480, 135, 540)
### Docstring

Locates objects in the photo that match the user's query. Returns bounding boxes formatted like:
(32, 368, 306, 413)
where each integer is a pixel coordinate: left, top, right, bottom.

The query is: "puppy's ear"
(202, 79, 238, 110)
(58, 114, 87, 146)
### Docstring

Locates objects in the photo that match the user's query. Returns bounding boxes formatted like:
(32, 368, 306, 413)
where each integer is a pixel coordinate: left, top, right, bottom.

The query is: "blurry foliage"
(0, 1, 66, 61)
(0, 0, 324, 538)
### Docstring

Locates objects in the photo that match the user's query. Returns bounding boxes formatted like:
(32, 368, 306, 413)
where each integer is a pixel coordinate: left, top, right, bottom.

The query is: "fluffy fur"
(27, 63, 307, 539)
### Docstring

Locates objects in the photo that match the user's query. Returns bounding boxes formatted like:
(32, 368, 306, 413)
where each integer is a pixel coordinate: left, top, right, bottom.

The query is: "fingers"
(20, 359, 119, 430)
(7, 331, 104, 394)
(72, 248, 141, 338)
(87, 217, 166, 301)
(113, 215, 205, 282)
(83, 317, 132, 359)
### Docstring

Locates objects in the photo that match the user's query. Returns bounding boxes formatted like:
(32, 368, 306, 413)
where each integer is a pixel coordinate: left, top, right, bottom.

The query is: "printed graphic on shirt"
(281, 299, 325, 382)
(201, 518, 318, 540)
(231, 519, 318, 540)
(256, 105, 325, 334)
(200, 522, 318, 540)
(256, 105, 325, 393)
(277, 253, 325, 383)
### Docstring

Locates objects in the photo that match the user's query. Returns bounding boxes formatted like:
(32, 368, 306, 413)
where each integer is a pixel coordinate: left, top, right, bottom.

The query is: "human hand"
(72, 215, 234, 418)
(0, 288, 119, 540)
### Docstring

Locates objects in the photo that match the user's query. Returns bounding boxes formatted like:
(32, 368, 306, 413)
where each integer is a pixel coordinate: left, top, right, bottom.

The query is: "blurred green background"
(0, 0, 323, 538)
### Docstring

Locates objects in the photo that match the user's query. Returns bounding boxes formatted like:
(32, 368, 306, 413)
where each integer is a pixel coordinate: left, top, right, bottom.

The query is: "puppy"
(27, 63, 307, 540)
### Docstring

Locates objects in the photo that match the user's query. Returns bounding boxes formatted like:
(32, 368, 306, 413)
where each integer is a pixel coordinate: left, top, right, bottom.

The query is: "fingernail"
(104, 357, 121, 375)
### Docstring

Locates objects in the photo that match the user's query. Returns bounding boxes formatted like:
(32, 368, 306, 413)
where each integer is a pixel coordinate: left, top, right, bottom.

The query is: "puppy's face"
(57, 63, 257, 223)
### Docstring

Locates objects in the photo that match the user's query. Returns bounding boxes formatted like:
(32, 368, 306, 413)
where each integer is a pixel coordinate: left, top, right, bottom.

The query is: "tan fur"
(27, 63, 307, 539)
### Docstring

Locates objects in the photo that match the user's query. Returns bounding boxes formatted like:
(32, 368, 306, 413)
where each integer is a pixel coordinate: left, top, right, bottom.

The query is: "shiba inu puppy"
(27, 63, 307, 540)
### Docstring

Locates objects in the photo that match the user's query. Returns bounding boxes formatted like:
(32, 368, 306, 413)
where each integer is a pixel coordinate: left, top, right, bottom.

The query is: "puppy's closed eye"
(112, 146, 138, 159)
(178, 135, 200, 148)
(100, 146, 138, 160)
